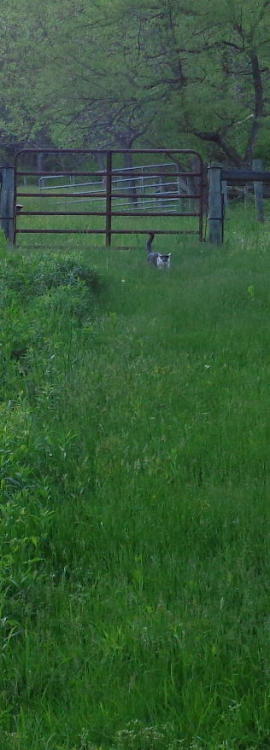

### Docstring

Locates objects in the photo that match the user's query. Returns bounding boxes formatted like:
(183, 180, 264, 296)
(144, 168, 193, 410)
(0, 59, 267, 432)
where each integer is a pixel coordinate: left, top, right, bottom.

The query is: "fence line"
(0, 148, 204, 244)
(208, 163, 270, 243)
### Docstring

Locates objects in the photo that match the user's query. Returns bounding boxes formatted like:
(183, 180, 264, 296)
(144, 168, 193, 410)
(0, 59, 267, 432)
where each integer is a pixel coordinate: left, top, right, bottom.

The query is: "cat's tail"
(146, 232, 155, 253)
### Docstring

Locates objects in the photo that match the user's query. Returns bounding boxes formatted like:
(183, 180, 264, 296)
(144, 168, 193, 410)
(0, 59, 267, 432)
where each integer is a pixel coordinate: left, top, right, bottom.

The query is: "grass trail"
(1, 212, 270, 749)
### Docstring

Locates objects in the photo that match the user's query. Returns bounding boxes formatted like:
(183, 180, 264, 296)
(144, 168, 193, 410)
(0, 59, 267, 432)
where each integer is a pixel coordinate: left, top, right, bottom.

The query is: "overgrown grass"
(1, 209, 270, 749)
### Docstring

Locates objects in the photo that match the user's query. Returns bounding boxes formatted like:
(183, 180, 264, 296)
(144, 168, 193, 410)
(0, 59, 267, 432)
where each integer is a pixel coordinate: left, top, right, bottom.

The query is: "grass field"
(1, 207, 270, 749)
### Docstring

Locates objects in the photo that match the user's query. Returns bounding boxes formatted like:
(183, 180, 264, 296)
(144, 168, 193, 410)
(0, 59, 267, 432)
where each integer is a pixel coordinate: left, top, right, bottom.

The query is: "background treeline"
(0, 0, 270, 165)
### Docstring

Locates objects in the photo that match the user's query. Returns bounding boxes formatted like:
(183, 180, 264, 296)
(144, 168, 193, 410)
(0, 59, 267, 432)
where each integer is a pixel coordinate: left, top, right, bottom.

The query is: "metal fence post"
(0, 166, 16, 244)
(252, 158, 264, 222)
(208, 165, 223, 244)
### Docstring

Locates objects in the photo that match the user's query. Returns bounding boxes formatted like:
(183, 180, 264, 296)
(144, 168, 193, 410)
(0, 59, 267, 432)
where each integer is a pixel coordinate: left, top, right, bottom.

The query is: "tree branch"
(191, 128, 243, 166)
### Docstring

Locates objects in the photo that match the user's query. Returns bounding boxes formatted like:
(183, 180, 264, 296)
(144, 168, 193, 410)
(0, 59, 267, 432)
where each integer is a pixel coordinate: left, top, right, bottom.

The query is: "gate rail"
(1, 148, 204, 244)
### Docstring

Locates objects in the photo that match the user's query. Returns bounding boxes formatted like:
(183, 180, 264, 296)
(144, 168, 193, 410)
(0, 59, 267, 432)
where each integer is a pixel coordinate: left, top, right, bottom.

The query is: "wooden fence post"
(105, 150, 112, 247)
(252, 158, 264, 222)
(222, 180, 228, 216)
(208, 165, 223, 244)
(0, 166, 15, 244)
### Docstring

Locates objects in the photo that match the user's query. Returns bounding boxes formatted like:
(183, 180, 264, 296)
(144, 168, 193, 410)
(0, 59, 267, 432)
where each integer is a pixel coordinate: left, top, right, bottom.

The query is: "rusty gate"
(12, 148, 205, 244)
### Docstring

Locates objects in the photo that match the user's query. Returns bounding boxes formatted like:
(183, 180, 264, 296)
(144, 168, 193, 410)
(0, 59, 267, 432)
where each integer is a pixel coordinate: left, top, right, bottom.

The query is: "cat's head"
(157, 253, 171, 268)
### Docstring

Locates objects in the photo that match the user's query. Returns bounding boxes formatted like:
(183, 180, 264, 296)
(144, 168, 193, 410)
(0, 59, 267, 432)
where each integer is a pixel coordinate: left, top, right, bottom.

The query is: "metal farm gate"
(9, 148, 204, 244)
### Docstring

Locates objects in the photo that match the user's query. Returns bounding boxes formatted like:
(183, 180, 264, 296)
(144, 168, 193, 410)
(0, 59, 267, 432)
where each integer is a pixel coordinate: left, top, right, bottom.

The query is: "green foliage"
(0, 400, 54, 651)
(0, 0, 269, 161)
(0, 255, 102, 405)
(0, 257, 102, 298)
(1, 214, 270, 748)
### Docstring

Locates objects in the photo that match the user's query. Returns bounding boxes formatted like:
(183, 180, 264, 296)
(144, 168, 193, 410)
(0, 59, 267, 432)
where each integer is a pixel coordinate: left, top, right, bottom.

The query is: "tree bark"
(244, 52, 264, 164)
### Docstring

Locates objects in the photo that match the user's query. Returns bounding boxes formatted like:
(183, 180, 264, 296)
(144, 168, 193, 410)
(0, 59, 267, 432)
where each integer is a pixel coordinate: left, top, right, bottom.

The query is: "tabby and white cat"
(146, 232, 171, 268)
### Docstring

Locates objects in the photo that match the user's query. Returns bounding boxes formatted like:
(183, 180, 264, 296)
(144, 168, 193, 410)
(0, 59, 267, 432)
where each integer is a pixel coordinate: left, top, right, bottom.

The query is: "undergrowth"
(1, 214, 270, 750)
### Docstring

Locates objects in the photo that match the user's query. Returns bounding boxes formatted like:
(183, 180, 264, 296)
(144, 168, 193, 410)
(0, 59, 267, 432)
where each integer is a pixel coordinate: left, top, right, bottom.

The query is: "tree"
(117, 0, 270, 164)
(0, 0, 269, 165)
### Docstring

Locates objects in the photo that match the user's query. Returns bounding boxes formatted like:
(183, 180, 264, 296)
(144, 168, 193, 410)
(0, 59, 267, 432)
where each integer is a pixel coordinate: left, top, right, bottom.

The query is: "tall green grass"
(1, 208, 270, 749)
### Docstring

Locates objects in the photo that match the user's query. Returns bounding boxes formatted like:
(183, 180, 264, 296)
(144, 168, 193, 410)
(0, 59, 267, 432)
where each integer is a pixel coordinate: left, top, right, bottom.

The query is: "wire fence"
(39, 162, 193, 214)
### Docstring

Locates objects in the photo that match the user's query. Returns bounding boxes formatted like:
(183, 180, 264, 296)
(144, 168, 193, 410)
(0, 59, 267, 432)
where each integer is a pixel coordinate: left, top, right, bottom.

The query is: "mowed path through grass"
(1, 215, 270, 749)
